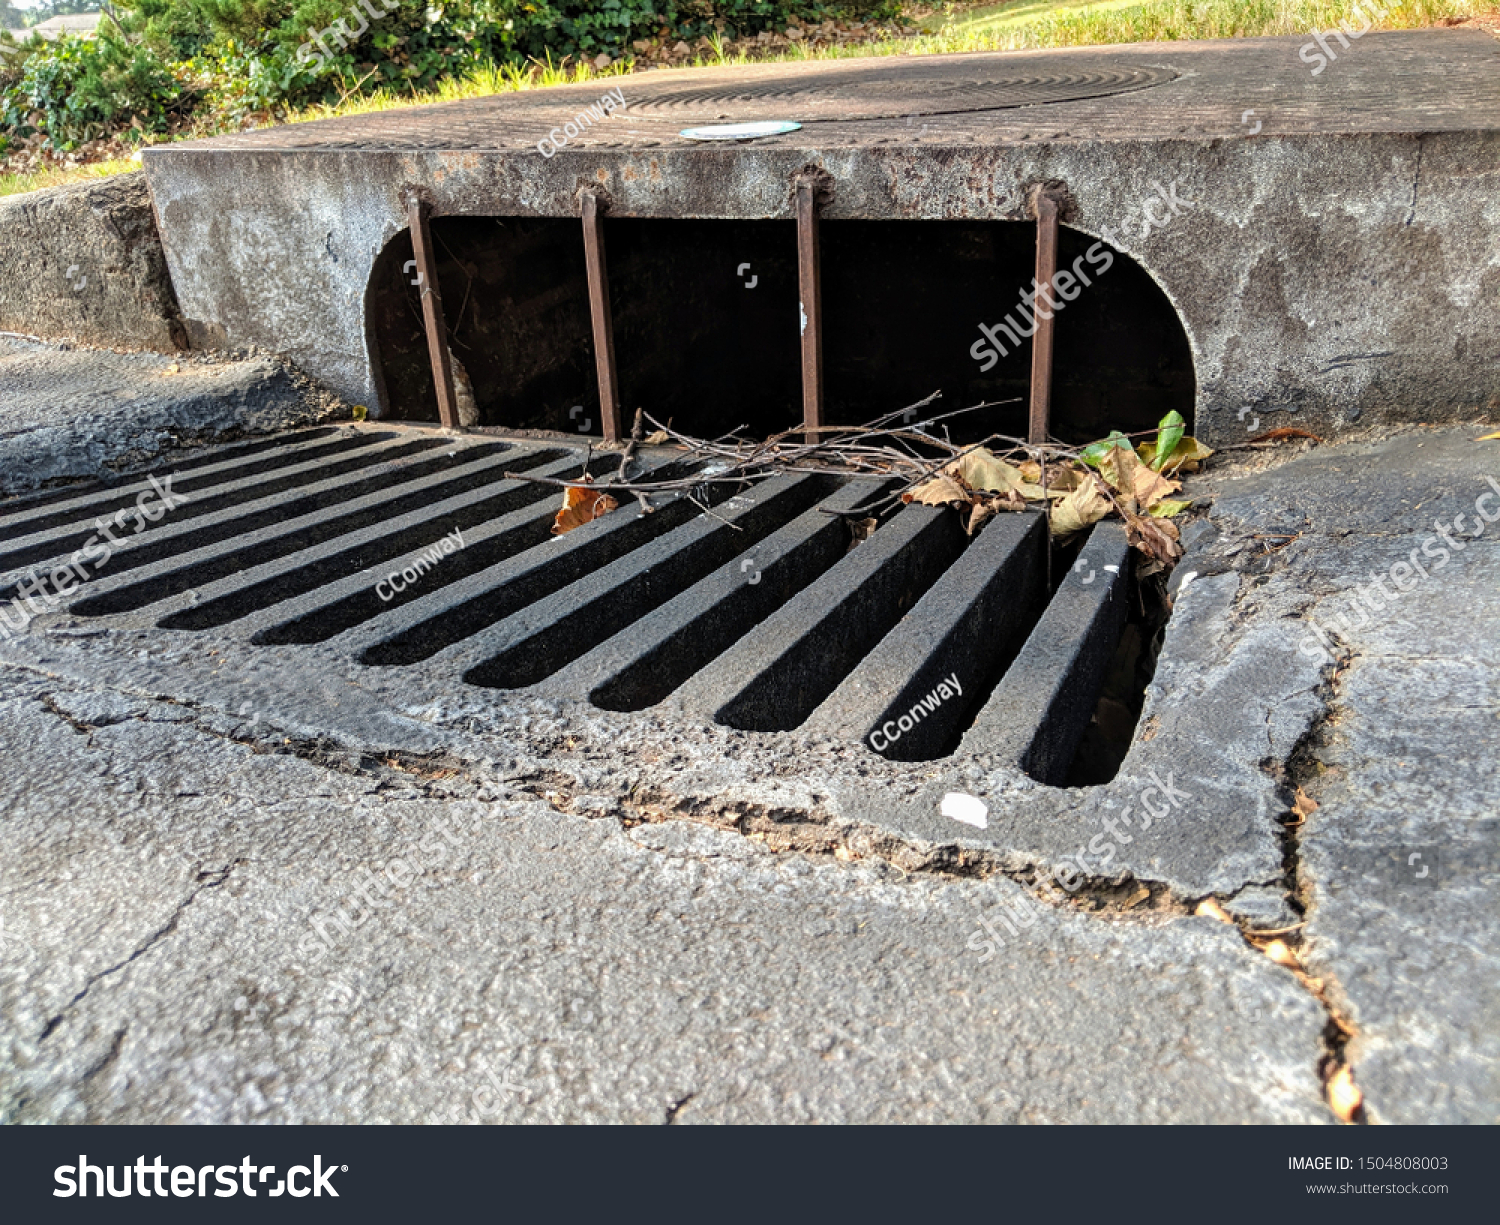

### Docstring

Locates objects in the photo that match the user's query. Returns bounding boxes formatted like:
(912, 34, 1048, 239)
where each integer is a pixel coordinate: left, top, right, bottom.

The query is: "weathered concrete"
(0, 171, 186, 352)
(1195, 432, 1500, 1124)
(0, 337, 346, 496)
(142, 32, 1500, 442)
(0, 679, 1328, 1124)
(2, 405, 1498, 1121)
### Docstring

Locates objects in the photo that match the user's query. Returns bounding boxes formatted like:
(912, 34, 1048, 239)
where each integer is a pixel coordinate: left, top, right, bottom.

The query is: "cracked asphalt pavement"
(1, 408, 1496, 1124)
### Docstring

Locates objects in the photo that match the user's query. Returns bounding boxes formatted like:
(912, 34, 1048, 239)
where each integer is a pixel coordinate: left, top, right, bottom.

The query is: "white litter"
(941, 792, 988, 829)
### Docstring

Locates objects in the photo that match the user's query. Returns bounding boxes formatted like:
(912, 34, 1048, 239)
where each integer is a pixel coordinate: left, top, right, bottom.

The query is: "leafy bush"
(1, 30, 187, 149)
(3, 1, 904, 152)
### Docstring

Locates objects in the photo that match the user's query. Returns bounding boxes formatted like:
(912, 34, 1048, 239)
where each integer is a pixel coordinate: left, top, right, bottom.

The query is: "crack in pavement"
(37, 863, 236, 1044)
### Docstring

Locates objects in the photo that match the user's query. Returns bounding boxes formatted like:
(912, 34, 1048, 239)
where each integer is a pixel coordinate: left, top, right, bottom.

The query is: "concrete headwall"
(0, 171, 187, 353)
(139, 34, 1500, 448)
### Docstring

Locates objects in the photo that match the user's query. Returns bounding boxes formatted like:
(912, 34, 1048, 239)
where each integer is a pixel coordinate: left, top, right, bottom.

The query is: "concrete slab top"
(152, 31, 1500, 158)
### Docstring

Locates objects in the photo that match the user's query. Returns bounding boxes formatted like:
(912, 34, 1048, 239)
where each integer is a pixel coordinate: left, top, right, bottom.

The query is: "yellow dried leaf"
(903, 475, 971, 507)
(1195, 898, 1233, 924)
(644, 429, 672, 444)
(1476, 431, 1500, 441)
(1101, 444, 1181, 510)
(1149, 499, 1191, 518)
(351, 405, 369, 421)
(1049, 478, 1112, 537)
(946, 449, 1048, 500)
(1042, 466, 1087, 493)
(1138, 436, 1214, 474)
(965, 502, 992, 535)
(1328, 1066, 1363, 1123)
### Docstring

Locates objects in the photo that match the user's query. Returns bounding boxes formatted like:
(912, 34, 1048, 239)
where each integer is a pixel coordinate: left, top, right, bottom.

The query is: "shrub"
(1, 30, 188, 149)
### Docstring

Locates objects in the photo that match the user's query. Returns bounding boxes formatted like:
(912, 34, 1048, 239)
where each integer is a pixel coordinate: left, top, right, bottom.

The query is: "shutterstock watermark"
(296, 0, 399, 74)
(1299, 0, 1397, 76)
(537, 86, 627, 157)
(0, 472, 190, 641)
(55, 1155, 343, 1197)
(966, 770, 1192, 960)
(296, 803, 487, 967)
(1298, 475, 1500, 663)
(970, 180, 1194, 370)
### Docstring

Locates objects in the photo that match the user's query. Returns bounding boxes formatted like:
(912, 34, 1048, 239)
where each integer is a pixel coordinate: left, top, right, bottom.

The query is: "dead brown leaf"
(552, 480, 620, 535)
(903, 474, 971, 507)
(947, 448, 1047, 500)
(1101, 444, 1181, 510)
(1122, 508, 1182, 567)
(967, 500, 999, 535)
(1049, 477, 1113, 537)
(1291, 787, 1319, 821)
(643, 429, 672, 445)
(849, 516, 878, 543)
(1122, 885, 1151, 910)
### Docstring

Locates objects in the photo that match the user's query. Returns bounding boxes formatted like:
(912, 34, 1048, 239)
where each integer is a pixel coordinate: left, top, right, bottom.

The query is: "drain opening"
(370, 219, 1194, 445)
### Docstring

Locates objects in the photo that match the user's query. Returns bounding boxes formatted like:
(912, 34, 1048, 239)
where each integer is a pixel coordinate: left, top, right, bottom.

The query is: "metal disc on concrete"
(679, 120, 803, 140)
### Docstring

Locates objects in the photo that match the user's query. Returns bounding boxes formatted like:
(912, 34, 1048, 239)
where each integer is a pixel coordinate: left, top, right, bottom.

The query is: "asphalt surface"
(0, 359, 1495, 1122)
(0, 337, 339, 496)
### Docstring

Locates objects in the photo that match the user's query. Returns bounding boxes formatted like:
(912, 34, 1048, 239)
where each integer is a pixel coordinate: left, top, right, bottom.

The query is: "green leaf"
(1152, 410, 1185, 471)
(1079, 431, 1131, 469)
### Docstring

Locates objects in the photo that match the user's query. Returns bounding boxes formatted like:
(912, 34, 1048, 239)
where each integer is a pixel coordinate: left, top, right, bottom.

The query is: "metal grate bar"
(0, 426, 357, 532)
(348, 459, 719, 667)
(805, 511, 1047, 762)
(66, 441, 534, 617)
(156, 452, 584, 633)
(676, 502, 967, 732)
(958, 520, 1131, 783)
(240, 452, 686, 646)
(0, 426, 344, 517)
(581, 191, 624, 443)
(407, 196, 462, 430)
(796, 176, 825, 442)
(0, 431, 421, 573)
(1029, 192, 1060, 444)
(461, 473, 839, 689)
(554, 480, 882, 709)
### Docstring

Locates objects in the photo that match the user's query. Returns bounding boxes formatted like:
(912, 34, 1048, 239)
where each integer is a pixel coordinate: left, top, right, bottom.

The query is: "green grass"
(0, 156, 139, 199)
(908, 0, 1488, 49)
(2, 0, 1490, 199)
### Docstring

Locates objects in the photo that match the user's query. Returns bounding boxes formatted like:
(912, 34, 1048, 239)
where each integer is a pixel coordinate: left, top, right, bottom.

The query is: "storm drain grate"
(0, 426, 1134, 784)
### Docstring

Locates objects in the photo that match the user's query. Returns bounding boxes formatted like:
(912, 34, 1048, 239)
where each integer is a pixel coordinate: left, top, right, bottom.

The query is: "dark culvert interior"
(369, 217, 1195, 445)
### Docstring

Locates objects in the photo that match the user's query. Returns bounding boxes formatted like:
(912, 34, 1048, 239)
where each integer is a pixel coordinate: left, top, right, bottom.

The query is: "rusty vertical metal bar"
(406, 195, 461, 431)
(795, 178, 824, 443)
(581, 191, 624, 444)
(1028, 193, 1060, 445)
